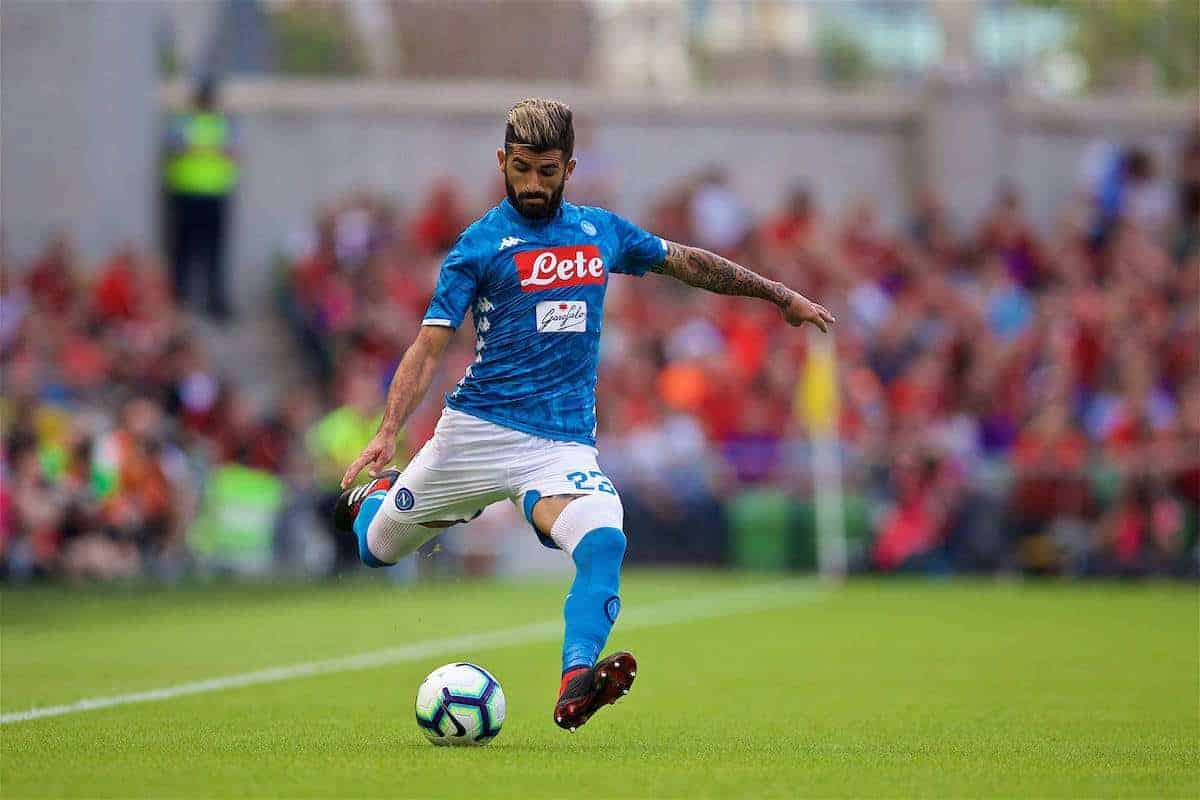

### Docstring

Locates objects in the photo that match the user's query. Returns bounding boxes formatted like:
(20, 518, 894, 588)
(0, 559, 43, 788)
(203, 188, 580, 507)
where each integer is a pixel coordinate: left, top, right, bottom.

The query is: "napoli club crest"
(580, 220, 597, 236)
(604, 595, 621, 624)
(395, 487, 415, 511)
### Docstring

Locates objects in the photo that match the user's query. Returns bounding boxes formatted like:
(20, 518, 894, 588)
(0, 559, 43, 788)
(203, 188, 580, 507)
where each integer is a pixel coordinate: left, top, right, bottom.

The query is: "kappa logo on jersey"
(514, 245, 605, 291)
(536, 300, 587, 332)
(498, 236, 526, 251)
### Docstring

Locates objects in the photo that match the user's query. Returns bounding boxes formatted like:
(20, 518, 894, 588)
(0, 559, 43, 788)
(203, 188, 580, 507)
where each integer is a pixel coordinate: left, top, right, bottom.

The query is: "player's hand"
(780, 291, 836, 332)
(340, 432, 397, 489)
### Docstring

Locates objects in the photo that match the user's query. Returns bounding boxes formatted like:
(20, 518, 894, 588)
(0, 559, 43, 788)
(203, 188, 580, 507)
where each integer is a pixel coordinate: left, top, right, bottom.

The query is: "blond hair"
(504, 98, 574, 160)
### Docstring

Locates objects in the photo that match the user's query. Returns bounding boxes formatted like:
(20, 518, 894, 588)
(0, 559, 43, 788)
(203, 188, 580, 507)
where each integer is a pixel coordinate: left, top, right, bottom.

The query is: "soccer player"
(336, 98, 835, 732)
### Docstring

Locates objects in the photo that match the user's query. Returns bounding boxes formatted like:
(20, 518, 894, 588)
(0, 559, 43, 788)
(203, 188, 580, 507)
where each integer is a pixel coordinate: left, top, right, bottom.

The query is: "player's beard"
(506, 177, 565, 220)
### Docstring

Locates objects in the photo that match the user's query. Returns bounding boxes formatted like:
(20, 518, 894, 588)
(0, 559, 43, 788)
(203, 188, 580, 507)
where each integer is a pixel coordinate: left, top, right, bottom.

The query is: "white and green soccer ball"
(415, 663, 506, 746)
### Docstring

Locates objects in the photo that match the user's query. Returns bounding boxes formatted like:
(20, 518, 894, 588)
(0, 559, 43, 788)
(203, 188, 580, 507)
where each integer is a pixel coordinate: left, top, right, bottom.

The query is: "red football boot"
(332, 469, 401, 534)
(553, 651, 637, 732)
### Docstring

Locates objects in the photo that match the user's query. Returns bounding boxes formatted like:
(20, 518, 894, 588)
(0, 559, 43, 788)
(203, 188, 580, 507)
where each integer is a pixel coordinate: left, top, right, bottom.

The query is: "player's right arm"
(340, 325, 454, 488)
(653, 241, 836, 332)
(341, 232, 480, 489)
(603, 209, 834, 332)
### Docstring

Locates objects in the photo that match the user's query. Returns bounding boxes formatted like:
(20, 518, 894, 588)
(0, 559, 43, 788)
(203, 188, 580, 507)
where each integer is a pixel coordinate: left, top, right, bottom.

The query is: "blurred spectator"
(1174, 126, 1200, 264)
(872, 453, 957, 572)
(762, 183, 820, 254)
(163, 77, 238, 320)
(1089, 145, 1171, 246)
(689, 167, 751, 255)
(305, 364, 395, 569)
(411, 179, 468, 256)
(306, 366, 389, 491)
(567, 120, 619, 209)
(26, 233, 79, 315)
(2, 433, 67, 579)
(976, 184, 1045, 289)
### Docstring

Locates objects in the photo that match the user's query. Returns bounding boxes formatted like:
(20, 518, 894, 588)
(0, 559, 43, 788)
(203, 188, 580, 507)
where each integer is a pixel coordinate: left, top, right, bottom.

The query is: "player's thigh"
(512, 443, 623, 547)
(376, 439, 509, 530)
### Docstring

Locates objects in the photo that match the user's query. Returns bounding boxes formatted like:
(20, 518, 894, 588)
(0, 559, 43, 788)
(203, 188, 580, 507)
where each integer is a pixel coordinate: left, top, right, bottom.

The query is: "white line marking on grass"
(1, 580, 822, 725)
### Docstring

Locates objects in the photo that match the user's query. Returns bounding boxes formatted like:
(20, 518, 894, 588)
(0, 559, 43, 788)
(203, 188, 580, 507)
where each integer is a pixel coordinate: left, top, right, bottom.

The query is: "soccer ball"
(415, 662, 506, 746)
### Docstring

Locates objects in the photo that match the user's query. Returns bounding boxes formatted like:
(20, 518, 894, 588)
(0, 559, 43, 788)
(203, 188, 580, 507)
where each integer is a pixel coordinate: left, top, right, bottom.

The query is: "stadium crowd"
(3, 132, 1198, 581)
(0, 232, 328, 581)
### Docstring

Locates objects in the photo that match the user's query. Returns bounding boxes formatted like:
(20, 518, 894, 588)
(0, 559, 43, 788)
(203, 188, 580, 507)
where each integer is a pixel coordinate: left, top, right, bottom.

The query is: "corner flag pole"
(797, 330, 847, 580)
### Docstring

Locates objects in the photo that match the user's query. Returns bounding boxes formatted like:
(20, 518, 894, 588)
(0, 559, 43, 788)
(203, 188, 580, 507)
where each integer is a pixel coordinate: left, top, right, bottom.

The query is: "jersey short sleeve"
(423, 237, 479, 328)
(606, 211, 668, 277)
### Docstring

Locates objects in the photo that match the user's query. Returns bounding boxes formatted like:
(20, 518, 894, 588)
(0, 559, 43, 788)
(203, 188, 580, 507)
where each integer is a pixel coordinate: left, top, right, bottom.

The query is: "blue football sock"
(352, 490, 393, 568)
(562, 526, 626, 673)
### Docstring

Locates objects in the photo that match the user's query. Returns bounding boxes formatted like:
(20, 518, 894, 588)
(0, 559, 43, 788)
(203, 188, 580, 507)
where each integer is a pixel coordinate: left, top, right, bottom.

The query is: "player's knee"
(574, 525, 626, 568)
(549, 493, 625, 555)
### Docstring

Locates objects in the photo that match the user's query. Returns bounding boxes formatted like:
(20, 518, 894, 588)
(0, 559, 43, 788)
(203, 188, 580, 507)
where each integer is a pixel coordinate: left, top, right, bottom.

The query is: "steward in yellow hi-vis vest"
(163, 78, 238, 320)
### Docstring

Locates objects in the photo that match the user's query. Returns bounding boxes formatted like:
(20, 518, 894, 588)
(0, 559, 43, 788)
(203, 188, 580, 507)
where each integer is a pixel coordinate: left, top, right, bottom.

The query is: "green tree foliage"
(1026, 0, 1199, 92)
(269, 3, 366, 77)
(818, 25, 875, 88)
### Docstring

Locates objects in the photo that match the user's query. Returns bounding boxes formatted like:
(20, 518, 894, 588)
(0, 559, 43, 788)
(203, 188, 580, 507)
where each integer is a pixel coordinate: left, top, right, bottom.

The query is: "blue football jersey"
(423, 198, 667, 445)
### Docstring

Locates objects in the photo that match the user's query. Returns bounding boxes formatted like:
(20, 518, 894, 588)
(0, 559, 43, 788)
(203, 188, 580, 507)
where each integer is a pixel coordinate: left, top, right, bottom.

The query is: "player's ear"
(496, 148, 506, 172)
(564, 158, 577, 181)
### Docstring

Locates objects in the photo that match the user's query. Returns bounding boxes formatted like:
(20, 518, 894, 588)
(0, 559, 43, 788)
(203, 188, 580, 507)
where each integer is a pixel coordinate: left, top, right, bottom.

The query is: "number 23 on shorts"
(566, 470, 617, 495)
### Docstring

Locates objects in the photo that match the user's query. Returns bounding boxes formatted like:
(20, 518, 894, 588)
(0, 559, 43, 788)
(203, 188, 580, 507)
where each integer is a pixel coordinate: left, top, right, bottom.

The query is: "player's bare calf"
(554, 651, 637, 732)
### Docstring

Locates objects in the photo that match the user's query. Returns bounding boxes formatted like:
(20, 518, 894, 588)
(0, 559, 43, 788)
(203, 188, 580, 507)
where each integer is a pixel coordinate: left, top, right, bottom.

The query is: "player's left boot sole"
(555, 651, 637, 732)
(592, 651, 637, 709)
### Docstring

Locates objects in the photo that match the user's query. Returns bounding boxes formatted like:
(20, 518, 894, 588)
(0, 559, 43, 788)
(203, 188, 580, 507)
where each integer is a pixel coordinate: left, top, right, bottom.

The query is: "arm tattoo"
(652, 241, 791, 308)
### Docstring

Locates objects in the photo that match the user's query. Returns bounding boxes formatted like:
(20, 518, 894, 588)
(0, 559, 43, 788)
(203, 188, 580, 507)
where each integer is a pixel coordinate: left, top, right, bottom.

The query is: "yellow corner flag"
(797, 331, 847, 579)
(796, 334, 839, 436)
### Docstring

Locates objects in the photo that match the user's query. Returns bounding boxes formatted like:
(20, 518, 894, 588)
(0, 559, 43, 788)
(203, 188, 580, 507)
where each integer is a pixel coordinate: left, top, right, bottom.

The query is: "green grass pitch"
(2, 572, 1196, 798)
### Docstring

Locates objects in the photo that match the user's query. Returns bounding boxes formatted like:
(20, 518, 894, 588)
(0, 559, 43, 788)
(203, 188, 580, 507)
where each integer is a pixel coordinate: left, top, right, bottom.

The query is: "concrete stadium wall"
(159, 81, 918, 307)
(175, 81, 1190, 310)
(1, 1, 158, 268)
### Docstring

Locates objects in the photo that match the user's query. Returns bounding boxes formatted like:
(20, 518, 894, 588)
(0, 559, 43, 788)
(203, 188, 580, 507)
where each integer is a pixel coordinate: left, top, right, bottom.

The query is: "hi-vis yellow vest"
(165, 112, 238, 195)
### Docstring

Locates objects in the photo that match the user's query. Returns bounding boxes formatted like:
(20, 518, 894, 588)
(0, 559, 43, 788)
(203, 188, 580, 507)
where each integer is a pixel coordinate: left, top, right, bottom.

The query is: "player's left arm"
(651, 241, 835, 332)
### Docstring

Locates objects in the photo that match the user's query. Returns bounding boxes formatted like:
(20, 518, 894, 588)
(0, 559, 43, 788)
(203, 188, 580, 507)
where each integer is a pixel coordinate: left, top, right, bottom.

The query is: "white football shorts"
(376, 407, 618, 547)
